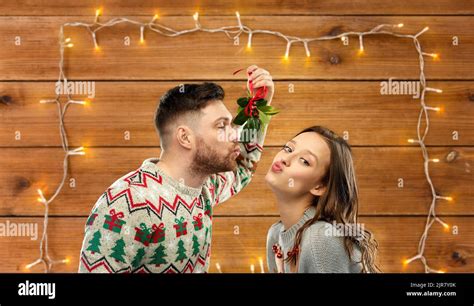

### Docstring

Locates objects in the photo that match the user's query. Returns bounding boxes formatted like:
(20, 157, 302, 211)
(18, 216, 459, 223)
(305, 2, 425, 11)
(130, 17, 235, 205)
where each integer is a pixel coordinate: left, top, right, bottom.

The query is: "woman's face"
(265, 132, 331, 197)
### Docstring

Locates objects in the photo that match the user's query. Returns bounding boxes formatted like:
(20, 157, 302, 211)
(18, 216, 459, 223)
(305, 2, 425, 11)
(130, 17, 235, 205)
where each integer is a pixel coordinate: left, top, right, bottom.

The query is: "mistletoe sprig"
(232, 69, 280, 143)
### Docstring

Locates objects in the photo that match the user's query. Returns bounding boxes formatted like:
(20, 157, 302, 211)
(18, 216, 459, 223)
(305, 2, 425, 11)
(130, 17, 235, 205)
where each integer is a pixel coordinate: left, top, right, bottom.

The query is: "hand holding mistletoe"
(233, 65, 280, 143)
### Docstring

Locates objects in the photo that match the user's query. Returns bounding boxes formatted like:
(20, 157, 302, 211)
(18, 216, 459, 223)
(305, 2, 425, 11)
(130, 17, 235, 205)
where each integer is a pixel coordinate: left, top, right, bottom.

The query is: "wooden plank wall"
(0, 0, 473, 273)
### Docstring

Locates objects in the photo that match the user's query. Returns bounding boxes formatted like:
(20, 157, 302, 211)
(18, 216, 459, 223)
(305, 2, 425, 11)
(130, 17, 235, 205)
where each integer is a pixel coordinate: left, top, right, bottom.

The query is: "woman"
(265, 126, 380, 273)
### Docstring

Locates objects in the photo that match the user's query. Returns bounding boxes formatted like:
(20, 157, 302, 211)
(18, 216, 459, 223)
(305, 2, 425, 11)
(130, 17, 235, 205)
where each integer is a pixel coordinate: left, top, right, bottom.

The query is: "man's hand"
(246, 65, 274, 105)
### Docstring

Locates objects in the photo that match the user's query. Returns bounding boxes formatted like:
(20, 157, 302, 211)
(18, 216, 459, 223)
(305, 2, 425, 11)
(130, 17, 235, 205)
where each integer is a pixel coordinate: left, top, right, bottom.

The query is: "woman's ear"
(310, 184, 326, 197)
(176, 126, 193, 150)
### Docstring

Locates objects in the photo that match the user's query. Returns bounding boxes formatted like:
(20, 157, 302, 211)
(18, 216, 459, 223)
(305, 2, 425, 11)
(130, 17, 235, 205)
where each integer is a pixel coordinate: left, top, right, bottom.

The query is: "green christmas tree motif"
(109, 238, 126, 263)
(86, 230, 102, 254)
(238, 167, 250, 186)
(202, 227, 209, 249)
(131, 247, 146, 269)
(204, 200, 212, 217)
(150, 244, 168, 267)
(191, 234, 200, 256)
(175, 239, 188, 263)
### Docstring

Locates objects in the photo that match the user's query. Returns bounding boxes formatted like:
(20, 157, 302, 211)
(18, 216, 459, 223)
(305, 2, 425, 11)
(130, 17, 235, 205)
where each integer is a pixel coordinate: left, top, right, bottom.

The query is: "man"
(79, 65, 274, 273)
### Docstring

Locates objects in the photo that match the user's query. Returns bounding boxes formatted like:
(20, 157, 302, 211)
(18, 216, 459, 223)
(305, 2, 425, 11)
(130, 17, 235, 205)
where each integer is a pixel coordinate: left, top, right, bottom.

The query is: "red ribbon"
(152, 222, 165, 231)
(109, 209, 124, 221)
(233, 68, 268, 118)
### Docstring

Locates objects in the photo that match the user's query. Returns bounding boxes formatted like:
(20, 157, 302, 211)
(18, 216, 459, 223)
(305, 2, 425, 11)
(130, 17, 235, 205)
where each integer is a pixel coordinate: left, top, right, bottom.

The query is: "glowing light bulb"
(304, 43, 311, 57)
(95, 8, 102, 23)
(37, 189, 46, 203)
(358, 35, 364, 55)
(140, 26, 145, 44)
(247, 32, 252, 49)
(403, 254, 421, 266)
(258, 257, 264, 273)
(436, 195, 453, 202)
(284, 42, 291, 60)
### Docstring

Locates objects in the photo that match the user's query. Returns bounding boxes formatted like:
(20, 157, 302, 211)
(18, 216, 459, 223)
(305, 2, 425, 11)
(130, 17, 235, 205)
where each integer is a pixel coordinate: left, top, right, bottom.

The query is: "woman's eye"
(283, 145, 292, 153)
(300, 158, 310, 166)
(217, 125, 225, 129)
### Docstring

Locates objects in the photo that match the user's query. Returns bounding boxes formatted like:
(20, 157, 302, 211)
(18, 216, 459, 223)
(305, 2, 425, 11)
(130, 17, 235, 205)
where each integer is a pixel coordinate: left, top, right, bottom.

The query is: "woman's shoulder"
(266, 221, 283, 242)
(302, 220, 361, 250)
(302, 220, 341, 245)
(299, 221, 362, 272)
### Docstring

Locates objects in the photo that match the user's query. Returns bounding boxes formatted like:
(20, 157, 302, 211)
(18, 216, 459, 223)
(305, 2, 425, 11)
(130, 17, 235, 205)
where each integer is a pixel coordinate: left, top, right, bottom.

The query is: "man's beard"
(191, 139, 237, 175)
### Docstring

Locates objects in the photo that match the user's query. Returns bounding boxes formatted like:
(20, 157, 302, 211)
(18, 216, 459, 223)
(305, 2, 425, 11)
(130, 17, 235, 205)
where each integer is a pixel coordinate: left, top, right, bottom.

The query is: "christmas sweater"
(79, 127, 268, 273)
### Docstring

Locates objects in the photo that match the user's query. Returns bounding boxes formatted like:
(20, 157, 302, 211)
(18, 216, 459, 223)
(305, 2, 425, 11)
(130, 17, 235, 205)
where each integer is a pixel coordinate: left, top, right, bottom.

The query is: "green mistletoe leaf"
(233, 109, 248, 126)
(247, 117, 261, 132)
(258, 105, 280, 115)
(255, 99, 267, 108)
(237, 97, 249, 108)
(258, 110, 270, 126)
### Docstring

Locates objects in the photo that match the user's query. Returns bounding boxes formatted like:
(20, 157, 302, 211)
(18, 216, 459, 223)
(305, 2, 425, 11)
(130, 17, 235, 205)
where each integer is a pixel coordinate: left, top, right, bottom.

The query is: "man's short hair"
(154, 82, 225, 148)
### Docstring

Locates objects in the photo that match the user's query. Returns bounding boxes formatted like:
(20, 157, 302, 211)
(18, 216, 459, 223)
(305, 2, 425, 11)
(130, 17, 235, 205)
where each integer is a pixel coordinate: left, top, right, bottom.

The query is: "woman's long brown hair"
(285, 126, 381, 273)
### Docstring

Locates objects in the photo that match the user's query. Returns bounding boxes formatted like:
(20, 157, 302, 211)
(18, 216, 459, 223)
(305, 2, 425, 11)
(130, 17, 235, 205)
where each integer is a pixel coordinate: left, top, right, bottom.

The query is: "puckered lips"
(271, 160, 283, 173)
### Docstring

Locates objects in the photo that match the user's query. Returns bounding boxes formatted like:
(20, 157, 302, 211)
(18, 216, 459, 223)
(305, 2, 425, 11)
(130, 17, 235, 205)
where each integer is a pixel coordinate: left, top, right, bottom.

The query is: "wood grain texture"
(1, 81, 473, 146)
(1, 0, 473, 16)
(0, 147, 472, 216)
(0, 0, 472, 273)
(0, 17, 472, 80)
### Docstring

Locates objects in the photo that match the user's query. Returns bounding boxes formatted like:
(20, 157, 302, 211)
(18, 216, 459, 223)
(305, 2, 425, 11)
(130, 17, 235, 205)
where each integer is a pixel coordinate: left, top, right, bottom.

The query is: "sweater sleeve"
(79, 185, 154, 273)
(299, 222, 361, 273)
(205, 123, 269, 207)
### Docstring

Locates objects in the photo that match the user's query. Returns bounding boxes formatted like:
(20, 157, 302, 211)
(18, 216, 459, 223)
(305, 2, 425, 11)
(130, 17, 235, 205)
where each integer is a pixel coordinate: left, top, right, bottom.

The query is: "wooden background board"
(0, 16, 473, 80)
(0, 0, 472, 273)
(0, 147, 473, 216)
(0, 0, 473, 15)
(1, 82, 473, 146)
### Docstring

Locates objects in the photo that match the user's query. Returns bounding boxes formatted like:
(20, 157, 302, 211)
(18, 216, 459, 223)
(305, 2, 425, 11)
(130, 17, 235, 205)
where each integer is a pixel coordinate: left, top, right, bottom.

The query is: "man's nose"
(228, 126, 239, 143)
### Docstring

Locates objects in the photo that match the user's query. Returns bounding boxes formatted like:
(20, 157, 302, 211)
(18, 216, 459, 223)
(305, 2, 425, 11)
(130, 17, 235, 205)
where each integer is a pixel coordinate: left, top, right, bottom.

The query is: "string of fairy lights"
(28, 8, 452, 273)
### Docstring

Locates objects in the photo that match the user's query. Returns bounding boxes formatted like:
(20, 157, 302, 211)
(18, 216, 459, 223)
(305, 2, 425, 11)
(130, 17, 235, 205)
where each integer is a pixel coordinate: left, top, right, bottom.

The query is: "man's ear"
(310, 184, 326, 197)
(176, 126, 193, 150)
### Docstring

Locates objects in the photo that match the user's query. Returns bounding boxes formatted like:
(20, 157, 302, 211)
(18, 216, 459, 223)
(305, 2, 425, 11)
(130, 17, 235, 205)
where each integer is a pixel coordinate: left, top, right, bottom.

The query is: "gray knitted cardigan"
(266, 206, 363, 273)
